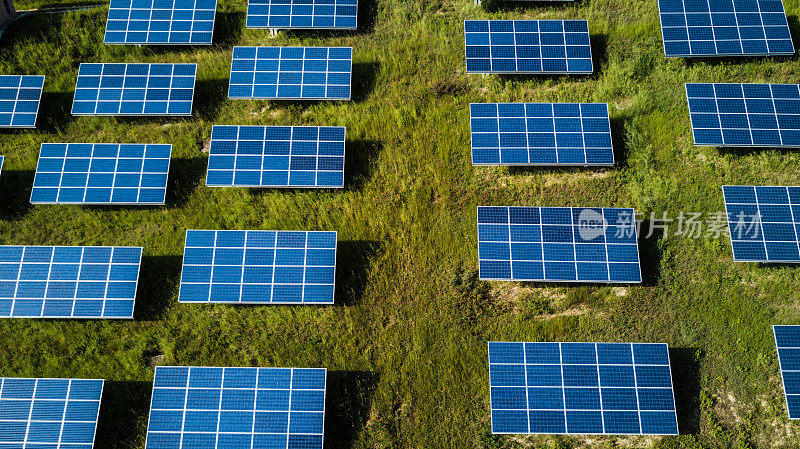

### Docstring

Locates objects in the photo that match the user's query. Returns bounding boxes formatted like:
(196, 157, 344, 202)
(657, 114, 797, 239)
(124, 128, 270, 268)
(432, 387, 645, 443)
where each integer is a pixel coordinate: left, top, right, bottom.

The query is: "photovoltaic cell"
(72, 63, 196, 116)
(179, 230, 336, 304)
(488, 342, 679, 435)
(246, 0, 358, 29)
(722, 185, 800, 262)
(228, 46, 352, 100)
(464, 20, 593, 74)
(774, 325, 800, 419)
(31, 143, 172, 205)
(145, 366, 326, 449)
(0, 246, 142, 319)
(658, 0, 794, 57)
(207, 126, 345, 188)
(686, 83, 800, 147)
(0, 377, 104, 449)
(104, 0, 218, 45)
(470, 103, 614, 166)
(0, 75, 44, 128)
(477, 207, 641, 283)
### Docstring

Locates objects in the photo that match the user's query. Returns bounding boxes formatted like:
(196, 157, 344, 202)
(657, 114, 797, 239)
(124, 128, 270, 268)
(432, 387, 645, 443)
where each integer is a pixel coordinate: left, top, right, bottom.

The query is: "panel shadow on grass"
(325, 370, 379, 447)
(194, 78, 230, 121)
(134, 254, 183, 321)
(336, 240, 380, 306)
(165, 156, 207, 208)
(212, 11, 245, 47)
(95, 380, 152, 449)
(481, 0, 582, 12)
(638, 219, 666, 287)
(345, 139, 382, 190)
(670, 347, 702, 434)
(37, 91, 75, 133)
(0, 169, 34, 220)
(610, 114, 634, 168)
(351, 61, 379, 103)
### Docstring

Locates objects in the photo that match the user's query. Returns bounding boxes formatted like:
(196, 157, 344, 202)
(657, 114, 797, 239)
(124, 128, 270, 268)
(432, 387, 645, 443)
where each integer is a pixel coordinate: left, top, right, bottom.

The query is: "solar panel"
(658, 0, 794, 57)
(488, 342, 679, 435)
(145, 366, 326, 449)
(686, 83, 800, 147)
(464, 20, 593, 74)
(31, 143, 172, 205)
(470, 103, 614, 166)
(0, 156, 4, 179)
(228, 47, 352, 100)
(104, 0, 218, 45)
(774, 325, 800, 419)
(72, 63, 196, 116)
(0, 377, 104, 448)
(207, 126, 345, 188)
(246, 0, 358, 29)
(0, 75, 44, 128)
(0, 246, 142, 319)
(722, 185, 800, 262)
(179, 230, 336, 304)
(477, 206, 641, 283)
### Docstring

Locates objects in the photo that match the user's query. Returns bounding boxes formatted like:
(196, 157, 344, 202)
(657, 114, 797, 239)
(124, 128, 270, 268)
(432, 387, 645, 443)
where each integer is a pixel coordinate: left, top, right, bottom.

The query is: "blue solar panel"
(0, 156, 4, 179)
(774, 325, 800, 419)
(686, 83, 800, 147)
(0, 377, 104, 449)
(658, 0, 794, 57)
(104, 0, 217, 45)
(179, 230, 336, 304)
(470, 103, 614, 166)
(488, 342, 679, 435)
(207, 126, 345, 188)
(72, 63, 196, 116)
(0, 75, 44, 128)
(722, 185, 800, 262)
(31, 143, 172, 205)
(478, 207, 641, 283)
(246, 0, 358, 29)
(0, 246, 142, 319)
(145, 366, 326, 449)
(464, 20, 593, 74)
(228, 47, 352, 100)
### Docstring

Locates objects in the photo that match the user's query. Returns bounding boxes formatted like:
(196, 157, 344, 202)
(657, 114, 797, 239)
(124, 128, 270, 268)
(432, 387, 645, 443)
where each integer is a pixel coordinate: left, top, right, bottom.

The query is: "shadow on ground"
(134, 254, 183, 320)
(670, 347, 702, 434)
(95, 380, 152, 449)
(325, 370, 380, 447)
(336, 240, 380, 306)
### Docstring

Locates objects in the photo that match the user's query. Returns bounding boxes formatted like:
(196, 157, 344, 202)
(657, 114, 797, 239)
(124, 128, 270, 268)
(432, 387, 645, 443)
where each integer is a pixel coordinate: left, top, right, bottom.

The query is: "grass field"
(1, 0, 800, 447)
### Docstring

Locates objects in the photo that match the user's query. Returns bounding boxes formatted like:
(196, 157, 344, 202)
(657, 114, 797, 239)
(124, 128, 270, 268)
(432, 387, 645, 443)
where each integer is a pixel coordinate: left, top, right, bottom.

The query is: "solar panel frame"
(0, 156, 4, 180)
(470, 103, 615, 166)
(488, 341, 679, 435)
(0, 245, 143, 319)
(773, 325, 800, 419)
(104, 0, 218, 45)
(0, 75, 45, 129)
(0, 377, 105, 449)
(246, 0, 358, 30)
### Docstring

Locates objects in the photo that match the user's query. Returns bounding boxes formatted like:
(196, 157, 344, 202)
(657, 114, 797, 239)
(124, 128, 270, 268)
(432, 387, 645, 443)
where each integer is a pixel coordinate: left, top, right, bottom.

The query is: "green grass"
(2, 0, 800, 447)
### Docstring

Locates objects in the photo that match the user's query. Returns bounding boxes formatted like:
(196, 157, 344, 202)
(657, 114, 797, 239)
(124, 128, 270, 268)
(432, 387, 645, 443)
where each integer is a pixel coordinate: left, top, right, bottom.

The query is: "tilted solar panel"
(246, 0, 358, 29)
(0, 156, 4, 179)
(488, 342, 678, 435)
(105, 0, 218, 45)
(0, 378, 104, 449)
(72, 63, 196, 116)
(179, 230, 337, 304)
(31, 143, 172, 205)
(470, 103, 614, 166)
(207, 126, 345, 188)
(145, 366, 326, 449)
(722, 185, 800, 262)
(0, 246, 142, 319)
(464, 20, 593, 74)
(0, 75, 45, 128)
(774, 325, 800, 419)
(686, 83, 800, 147)
(658, 0, 794, 57)
(477, 207, 641, 283)
(228, 46, 352, 100)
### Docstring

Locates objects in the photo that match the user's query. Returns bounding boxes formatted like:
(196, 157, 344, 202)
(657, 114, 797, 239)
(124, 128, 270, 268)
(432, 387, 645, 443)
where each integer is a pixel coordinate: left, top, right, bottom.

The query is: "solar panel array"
(72, 63, 196, 116)
(722, 185, 800, 262)
(470, 103, 614, 166)
(0, 246, 142, 319)
(0, 75, 45, 129)
(477, 207, 641, 283)
(228, 46, 352, 100)
(658, 0, 795, 57)
(104, 0, 218, 45)
(0, 377, 105, 449)
(488, 342, 679, 435)
(207, 126, 345, 188)
(179, 230, 337, 304)
(145, 366, 326, 449)
(31, 143, 172, 205)
(464, 20, 593, 74)
(686, 83, 800, 147)
(246, 0, 358, 29)
(774, 325, 800, 419)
